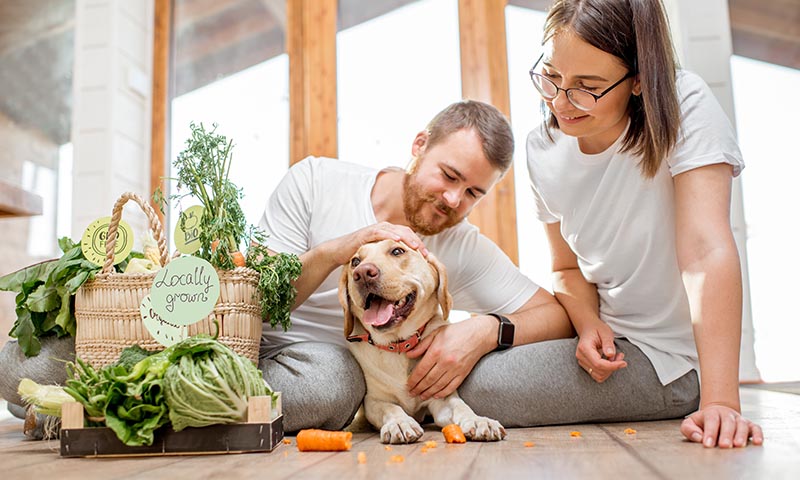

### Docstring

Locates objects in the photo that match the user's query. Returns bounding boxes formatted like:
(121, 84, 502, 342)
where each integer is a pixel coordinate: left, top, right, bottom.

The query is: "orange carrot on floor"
(442, 424, 467, 444)
(296, 429, 353, 451)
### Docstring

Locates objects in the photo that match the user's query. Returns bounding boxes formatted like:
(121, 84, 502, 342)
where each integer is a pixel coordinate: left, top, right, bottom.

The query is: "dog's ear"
(338, 266, 355, 337)
(427, 252, 453, 321)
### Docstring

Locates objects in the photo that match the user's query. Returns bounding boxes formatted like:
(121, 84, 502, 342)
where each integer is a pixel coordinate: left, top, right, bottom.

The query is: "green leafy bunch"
(0, 238, 142, 357)
(171, 122, 247, 270)
(246, 227, 303, 331)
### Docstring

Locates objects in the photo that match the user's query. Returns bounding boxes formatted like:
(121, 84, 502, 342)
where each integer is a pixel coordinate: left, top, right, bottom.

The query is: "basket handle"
(102, 192, 170, 274)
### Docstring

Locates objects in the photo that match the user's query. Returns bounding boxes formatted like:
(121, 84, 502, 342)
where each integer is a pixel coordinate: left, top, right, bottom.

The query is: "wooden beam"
(458, 0, 519, 265)
(150, 0, 172, 222)
(287, 0, 338, 165)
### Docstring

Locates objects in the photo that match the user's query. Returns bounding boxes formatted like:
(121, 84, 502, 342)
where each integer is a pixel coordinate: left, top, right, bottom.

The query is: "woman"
(526, 0, 763, 447)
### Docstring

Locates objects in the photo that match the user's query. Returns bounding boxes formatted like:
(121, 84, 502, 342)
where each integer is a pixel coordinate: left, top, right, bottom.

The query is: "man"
(258, 100, 572, 432)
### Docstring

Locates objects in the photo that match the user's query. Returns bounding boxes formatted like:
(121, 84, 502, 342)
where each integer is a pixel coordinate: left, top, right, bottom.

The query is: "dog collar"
(347, 325, 427, 353)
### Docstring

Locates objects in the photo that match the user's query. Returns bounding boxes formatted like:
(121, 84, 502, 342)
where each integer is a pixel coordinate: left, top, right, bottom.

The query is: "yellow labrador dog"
(338, 239, 506, 444)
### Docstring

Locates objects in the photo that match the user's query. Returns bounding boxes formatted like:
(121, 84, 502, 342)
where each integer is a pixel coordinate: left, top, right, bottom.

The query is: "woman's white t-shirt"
(526, 70, 744, 385)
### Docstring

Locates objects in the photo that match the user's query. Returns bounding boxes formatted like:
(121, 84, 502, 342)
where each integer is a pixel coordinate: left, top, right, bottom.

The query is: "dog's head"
(338, 239, 452, 342)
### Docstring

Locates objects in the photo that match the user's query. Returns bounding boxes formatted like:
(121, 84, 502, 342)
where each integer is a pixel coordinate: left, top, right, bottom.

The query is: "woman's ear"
(632, 74, 642, 96)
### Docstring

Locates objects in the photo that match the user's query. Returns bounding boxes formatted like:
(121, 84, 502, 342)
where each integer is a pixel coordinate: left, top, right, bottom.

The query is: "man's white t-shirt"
(526, 70, 744, 385)
(259, 156, 539, 356)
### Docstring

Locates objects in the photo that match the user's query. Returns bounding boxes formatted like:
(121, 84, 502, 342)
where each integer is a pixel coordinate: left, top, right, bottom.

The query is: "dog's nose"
(353, 262, 380, 283)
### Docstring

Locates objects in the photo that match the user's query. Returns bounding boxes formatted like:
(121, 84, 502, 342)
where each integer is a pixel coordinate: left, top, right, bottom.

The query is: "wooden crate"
(60, 394, 283, 458)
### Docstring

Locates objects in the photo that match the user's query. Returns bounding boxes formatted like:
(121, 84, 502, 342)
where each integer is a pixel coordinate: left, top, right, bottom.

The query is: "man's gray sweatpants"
(459, 337, 699, 427)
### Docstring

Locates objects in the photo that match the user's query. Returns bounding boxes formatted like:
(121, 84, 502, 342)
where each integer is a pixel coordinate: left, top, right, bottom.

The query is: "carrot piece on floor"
(296, 429, 353, 451)
(357, 451, 367, 464)
(282, 438, 292, 444)
(442, 424, 467, 444)
(524, 441, 535, 447)
(624, 428, 637, 435)
(570, 431, 582, 438)
(389, 455, 405, 463)
(384, 445, 393, 451)
(425, 440, 437, 448)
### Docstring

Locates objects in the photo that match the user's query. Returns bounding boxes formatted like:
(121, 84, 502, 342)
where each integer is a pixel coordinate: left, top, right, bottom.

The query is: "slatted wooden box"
(59, 394, 283, 458)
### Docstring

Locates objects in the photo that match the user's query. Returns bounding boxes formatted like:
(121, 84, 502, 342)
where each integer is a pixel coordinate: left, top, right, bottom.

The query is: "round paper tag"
(81, 216, 134, 267)
(140, 295, 188, 347)
(150, 255, 220, 326)
(174, 205, 204, 255)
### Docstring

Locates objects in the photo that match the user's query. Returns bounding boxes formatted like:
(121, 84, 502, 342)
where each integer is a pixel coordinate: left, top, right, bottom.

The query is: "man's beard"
(402, 172, 463, 236)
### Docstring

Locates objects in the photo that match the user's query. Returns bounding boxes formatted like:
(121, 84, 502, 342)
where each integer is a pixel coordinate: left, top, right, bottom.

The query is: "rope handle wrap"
(102, 192, 169, 274)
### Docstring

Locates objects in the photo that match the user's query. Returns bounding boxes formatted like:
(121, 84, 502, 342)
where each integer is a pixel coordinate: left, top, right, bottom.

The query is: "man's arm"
(406, 288, 572, 400)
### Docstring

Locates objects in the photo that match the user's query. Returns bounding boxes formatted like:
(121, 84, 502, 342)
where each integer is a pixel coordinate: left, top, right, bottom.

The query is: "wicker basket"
(74, 192, 263, 368)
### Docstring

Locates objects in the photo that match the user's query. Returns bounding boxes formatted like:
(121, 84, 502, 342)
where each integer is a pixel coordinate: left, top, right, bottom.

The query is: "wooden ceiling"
(0, 0, 797, 147)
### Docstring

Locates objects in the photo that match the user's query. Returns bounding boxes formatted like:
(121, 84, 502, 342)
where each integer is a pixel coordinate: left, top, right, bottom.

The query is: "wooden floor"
(2, 388, 799, 479)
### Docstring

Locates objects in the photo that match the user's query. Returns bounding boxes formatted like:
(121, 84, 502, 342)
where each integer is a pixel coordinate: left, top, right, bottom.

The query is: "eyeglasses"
(528, 53, 634, 112)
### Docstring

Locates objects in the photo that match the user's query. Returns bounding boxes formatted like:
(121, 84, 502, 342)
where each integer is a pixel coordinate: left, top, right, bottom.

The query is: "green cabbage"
(163, 335, 274, 431)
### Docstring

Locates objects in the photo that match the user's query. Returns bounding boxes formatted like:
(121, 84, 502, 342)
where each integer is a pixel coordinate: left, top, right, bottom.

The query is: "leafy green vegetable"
(246, 228, 302, 331)
(162, 335, 273, 431)
(61, 336, 272, 446)
(0, 238, 102, 356)
(168, 122, 247, 270)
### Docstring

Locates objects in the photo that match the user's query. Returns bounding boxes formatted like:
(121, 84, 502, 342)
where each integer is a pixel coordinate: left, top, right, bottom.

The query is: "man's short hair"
(425, 100, 514, 172)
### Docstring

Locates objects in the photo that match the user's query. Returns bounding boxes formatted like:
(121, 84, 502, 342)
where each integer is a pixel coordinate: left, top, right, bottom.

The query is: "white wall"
(71, 0, 155, 243)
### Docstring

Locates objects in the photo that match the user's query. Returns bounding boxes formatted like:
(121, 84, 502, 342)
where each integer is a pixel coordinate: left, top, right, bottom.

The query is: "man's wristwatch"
(488, 313, 515, 351)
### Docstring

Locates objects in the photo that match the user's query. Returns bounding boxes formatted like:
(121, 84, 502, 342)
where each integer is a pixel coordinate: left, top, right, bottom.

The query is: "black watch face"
(499, 322, 515, 347)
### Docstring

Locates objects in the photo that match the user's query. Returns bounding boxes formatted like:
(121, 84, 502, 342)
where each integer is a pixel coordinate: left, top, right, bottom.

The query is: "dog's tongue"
(362, 297, 394, 326)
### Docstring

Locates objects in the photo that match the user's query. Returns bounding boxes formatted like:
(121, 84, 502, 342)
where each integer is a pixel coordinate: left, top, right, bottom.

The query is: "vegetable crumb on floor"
(570, 431, 582, 437)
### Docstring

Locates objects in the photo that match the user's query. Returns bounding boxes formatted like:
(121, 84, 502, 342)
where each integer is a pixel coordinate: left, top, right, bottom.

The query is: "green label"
(140, 294, 187, 347)
(81, 216, 134, 267)
(150, 255, 220, 326)
(174, 205, 204, 255)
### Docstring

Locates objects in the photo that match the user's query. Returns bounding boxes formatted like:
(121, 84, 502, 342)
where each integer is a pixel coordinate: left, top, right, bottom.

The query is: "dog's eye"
(391, 247, 405, 256)
(350, 257, 361, 268)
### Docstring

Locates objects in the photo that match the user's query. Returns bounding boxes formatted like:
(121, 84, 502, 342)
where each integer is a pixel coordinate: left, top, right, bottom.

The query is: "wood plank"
(150, 0, 171, 224)
(287, 0, 338, 165)
(0, 179, 43, 218)
(458, 0, 519, 265)
(1, 388, 798, 478)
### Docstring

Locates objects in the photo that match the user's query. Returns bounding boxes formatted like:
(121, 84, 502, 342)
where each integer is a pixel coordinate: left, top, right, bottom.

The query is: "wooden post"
(150, 0, 172, 222)
(458, 0, 519, 265)
(287, 0, 338, 165)
(61, 402, 85, 429)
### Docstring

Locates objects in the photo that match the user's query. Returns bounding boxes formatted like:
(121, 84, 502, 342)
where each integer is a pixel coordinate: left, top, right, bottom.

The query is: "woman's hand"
(681, 404, 764, 448)
(575, 320, 627, 382)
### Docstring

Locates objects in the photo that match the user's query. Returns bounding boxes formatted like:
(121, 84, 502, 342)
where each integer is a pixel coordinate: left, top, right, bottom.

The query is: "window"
(168, 0, 290, 239)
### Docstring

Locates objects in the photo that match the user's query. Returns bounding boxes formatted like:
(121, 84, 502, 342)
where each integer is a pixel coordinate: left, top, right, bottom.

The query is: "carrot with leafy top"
(442, 424, 466, 443)
(296, 429, 353, 451)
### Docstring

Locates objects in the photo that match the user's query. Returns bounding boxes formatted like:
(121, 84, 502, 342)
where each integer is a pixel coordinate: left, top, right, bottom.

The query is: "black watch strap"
(488, 313, 515, 351)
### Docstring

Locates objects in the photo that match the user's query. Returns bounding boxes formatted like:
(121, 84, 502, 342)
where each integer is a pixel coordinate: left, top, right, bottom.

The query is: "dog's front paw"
(381, 419, 424, 444)
(459, 416, 506, 442)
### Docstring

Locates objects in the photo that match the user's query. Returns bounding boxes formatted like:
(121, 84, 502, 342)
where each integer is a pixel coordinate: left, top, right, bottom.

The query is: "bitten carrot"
(296, 429, 353, 451)
(442, 424, 467, 444)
